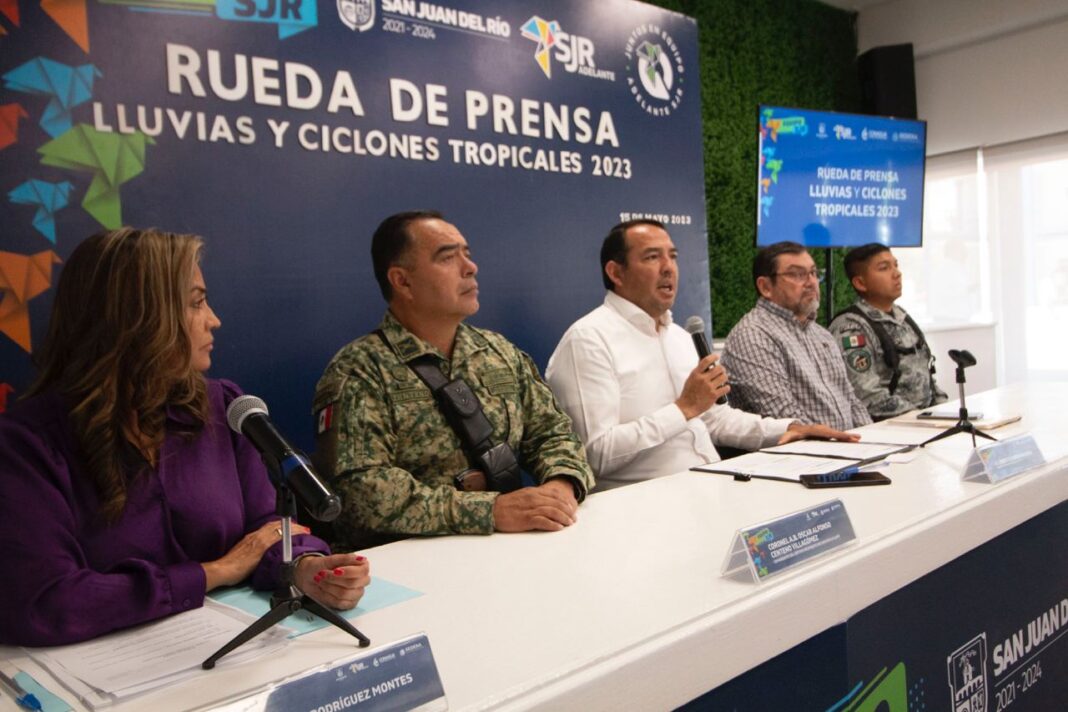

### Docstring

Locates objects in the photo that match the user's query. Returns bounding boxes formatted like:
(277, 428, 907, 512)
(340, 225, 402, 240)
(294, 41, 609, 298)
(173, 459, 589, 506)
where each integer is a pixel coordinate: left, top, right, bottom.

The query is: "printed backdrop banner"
(681, 502, 1068, 710)
(0, 0, 706, 447)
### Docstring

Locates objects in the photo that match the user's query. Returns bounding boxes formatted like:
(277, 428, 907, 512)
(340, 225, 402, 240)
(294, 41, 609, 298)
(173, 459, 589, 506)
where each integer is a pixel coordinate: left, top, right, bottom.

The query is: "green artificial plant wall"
(651, 0, 861, 336)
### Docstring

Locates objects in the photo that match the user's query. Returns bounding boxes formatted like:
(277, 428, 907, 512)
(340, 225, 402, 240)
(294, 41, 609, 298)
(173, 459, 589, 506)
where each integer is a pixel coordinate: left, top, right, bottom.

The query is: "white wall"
(925, 323, 999, 396)
(852, 0, 1068, 389)
(855, 0, 1068, 155)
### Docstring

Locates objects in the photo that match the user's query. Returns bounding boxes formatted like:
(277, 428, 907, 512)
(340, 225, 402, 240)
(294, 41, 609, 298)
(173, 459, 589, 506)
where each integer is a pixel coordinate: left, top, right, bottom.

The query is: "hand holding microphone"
(674, 316, 730, 419)
(685, 316, 729, 404)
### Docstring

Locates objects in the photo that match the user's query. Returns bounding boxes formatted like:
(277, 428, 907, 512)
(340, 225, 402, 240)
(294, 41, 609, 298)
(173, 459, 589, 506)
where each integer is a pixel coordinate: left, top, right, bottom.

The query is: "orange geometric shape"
(0, 103, 29, 151)
(0, 383, 13, 413)
(41, 0, 89, 53)
(0, 249, 62, 352)
(0, 0, 18, 27)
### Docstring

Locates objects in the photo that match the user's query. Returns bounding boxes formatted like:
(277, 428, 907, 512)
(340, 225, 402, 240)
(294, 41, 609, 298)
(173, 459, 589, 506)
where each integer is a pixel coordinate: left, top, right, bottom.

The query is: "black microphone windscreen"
(948, 349, 976, 368)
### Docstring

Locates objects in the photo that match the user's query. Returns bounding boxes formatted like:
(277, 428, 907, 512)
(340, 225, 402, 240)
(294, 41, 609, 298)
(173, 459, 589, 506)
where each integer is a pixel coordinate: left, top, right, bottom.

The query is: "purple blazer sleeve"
(0, 379, 329, 647)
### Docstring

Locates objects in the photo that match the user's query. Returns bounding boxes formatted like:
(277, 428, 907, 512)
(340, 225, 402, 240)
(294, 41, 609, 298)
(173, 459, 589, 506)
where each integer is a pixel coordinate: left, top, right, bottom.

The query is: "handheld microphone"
(685, 316, 728, 405)
(227, 395, 342, 522)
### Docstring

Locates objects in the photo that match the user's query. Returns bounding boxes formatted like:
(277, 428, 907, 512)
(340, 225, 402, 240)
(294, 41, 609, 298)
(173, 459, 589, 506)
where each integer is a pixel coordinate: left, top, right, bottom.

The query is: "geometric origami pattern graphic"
(8, 179, 75, 243)
(39, 125, 152, 229)
(3, 57, 100, 137)
(0, 103, 29, 150)
(41, 0, 89, 52)
(0, 0, 20, 30)
(0, 249, 62, 353)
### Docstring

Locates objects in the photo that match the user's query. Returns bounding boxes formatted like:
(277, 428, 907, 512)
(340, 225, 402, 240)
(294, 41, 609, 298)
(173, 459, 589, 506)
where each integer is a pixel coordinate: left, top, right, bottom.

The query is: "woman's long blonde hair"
(29, 227, 211, 521)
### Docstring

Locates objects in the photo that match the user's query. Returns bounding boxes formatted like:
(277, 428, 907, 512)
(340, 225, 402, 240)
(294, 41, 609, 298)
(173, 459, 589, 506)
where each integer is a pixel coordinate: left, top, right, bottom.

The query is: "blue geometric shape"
(8, 179, 75, 243)
(3, 58, 101, 138)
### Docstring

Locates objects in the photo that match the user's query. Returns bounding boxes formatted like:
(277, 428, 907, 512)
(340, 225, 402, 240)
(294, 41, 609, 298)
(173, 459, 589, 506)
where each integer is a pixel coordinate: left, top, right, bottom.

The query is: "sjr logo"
(216, 0, 318, 39)
(230, 0, 307, 20)
(520, 16, 596, 79)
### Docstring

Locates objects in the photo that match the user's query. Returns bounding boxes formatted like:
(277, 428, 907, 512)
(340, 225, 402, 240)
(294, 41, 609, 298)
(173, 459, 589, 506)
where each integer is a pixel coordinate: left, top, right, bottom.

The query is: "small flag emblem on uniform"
(842, 334, 866, 349)
(317, 404, 334, 434)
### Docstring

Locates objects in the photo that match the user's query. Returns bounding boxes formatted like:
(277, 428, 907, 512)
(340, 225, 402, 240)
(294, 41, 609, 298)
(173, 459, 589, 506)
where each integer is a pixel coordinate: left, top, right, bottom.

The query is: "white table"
(5, 383, 1067, 711)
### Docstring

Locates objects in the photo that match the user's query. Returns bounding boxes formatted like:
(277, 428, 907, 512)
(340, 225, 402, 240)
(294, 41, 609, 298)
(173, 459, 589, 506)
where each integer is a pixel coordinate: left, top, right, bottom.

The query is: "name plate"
(722, 499, 856, 583)
(962, 433, 1046, 484)
(247, 634, 446, 712)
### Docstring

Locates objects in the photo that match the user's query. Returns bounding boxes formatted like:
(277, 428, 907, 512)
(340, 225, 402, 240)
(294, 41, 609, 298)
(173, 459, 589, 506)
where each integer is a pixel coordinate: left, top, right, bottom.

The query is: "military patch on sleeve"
(841, 333, 867, 349)
(480, 367, 514, 386)
(316, 403, 334, 434)
(312, 370, 347, 411)
(391, 386, 432, 403)
(847, 349, 873, 372)
(482, 367, 519, 395)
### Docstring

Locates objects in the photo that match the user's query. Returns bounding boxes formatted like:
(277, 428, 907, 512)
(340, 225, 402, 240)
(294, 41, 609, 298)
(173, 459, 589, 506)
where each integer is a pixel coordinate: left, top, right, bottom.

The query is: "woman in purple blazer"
(0, 228, 369, 646)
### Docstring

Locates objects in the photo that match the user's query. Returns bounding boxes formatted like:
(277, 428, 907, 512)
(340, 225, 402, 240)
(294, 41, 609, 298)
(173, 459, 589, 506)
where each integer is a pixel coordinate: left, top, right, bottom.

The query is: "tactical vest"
(836, 305, 932, 396)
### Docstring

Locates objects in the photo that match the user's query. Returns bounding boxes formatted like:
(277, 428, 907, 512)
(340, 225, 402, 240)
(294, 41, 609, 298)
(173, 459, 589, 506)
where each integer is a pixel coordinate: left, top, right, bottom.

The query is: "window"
(985, 133, 1068, 382)
(893, 132, 1068, 385)
(895, 150, 990, 326)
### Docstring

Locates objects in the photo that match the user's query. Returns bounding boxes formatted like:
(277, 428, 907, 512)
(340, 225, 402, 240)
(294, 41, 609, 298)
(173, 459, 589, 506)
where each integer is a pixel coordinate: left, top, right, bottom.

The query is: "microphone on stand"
(226, 395, 342, 522)
(203, 395, 367, 671)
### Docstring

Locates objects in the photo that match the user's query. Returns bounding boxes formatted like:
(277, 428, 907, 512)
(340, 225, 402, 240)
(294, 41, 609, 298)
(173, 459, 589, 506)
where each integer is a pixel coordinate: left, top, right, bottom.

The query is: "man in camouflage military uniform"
(829, 243, 947, 421)
(313, 210, 594, 549)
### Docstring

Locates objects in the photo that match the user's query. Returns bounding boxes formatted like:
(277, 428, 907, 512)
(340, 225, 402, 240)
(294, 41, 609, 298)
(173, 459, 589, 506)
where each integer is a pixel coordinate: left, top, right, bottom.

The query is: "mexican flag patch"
(316, 404, 334, 434)
(841, 334, 866, 349)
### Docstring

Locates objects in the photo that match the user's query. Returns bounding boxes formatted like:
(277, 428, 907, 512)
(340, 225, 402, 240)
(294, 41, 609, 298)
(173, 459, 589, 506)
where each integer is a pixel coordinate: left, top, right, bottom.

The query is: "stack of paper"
(25, 600, 291, 709)
(692, 441, 910, 482)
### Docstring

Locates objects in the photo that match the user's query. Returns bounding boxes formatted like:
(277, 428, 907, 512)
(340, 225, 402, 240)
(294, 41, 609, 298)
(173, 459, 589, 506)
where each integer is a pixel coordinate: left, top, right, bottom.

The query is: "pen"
(0, 670, 41, 712)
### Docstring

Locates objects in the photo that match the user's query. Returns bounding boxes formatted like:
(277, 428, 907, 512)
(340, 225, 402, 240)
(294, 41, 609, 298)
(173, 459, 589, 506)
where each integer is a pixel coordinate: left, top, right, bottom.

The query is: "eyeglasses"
(774, 268, 825, 283)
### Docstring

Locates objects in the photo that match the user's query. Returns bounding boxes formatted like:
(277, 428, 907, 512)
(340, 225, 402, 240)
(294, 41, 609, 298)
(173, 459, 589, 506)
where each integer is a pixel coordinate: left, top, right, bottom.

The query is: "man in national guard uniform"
(829, 243, 947, 421)
(313, 210, 594, 549)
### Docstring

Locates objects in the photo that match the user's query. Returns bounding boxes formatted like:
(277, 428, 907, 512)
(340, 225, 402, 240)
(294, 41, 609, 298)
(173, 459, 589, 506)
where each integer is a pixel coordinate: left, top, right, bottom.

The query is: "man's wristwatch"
(548, 475, 585, 503)
(454, 468, 488, 492)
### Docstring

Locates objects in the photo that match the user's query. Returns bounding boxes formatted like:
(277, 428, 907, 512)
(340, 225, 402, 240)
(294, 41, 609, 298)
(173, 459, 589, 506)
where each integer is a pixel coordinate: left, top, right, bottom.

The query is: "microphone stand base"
(202, 582, 370, 670)
(919, 419, 998, 449)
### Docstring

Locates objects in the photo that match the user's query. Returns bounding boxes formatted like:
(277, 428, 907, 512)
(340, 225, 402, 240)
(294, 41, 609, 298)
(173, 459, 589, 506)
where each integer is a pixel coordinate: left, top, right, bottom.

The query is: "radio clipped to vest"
(408, 354, 522, 494)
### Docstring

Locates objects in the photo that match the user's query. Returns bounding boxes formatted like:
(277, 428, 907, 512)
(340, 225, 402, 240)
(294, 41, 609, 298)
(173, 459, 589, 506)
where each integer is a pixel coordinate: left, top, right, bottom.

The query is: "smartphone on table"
(800, 472, 891, 488)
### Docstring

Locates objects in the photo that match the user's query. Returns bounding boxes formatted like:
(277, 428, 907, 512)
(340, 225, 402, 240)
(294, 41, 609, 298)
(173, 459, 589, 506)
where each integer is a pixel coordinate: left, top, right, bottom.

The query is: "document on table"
(210, 575, 422, 637)
(886, 410, 1022, 431)
(692, 452, 851, 481)
(25, 599, 290, 708)
(760, 440, 910, 461)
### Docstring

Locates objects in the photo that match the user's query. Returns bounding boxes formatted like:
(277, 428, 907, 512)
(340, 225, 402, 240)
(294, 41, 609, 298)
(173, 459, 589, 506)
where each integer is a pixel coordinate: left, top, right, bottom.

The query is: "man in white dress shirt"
(546, 220, 857, 490)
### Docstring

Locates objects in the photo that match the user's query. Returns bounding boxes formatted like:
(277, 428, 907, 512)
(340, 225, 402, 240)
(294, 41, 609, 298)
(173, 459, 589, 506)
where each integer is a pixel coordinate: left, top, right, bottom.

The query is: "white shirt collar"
(603, 290, 673, 335)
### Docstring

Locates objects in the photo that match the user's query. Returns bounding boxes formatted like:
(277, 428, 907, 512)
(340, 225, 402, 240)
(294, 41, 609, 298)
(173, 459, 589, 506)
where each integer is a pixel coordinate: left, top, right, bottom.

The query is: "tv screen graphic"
(756, 105, 927, 248)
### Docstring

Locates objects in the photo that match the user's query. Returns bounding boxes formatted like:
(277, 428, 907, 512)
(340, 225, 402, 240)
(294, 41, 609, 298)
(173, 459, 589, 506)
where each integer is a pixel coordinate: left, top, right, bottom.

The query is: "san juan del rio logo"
(337, 0, 375, 31)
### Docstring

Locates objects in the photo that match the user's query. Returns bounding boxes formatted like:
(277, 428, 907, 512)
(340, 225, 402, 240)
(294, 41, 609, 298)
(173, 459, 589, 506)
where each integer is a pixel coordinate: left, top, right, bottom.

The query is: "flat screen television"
(756, 105, 927, 248)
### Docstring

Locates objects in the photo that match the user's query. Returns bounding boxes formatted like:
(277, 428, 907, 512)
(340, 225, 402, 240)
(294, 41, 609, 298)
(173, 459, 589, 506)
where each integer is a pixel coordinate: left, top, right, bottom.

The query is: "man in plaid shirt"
(722, 241, 872, 430)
